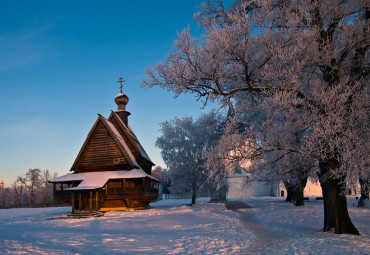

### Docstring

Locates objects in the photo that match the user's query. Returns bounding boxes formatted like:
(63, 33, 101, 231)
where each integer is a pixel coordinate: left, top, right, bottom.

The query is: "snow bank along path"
(0, 197, 369, 254)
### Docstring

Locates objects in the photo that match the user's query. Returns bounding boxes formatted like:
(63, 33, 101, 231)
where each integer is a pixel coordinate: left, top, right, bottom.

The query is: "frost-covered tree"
(156, 112, 222, 204)
(40, 169, 52, 206)
(206, 112, 312, 208)
(151, 166, 164, 181)
(151, 166, 171, 195)
(25, 168, 41, 206)
(241, 98, 313, 206)
(12, 176, 26, 207)
(144, 0, 369, 234)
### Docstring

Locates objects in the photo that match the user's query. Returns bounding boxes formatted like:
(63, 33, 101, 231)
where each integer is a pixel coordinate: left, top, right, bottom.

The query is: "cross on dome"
(115, 76, 129, 111)
(117, 76, 125, 93)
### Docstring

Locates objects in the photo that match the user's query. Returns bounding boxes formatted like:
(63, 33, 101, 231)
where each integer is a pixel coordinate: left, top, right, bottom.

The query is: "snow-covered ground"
(0, 197, 368, 254)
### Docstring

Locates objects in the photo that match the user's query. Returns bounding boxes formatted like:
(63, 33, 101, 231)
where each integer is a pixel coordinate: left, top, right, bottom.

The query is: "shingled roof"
(108, 111, 154, 165)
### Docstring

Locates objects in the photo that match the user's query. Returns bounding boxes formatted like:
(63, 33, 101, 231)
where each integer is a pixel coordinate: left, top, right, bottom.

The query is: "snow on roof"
(126, 125, 153, 164)
(49, 169, 159, 190)
(110, 112, 153, 164)
(126, 123, 137, 137)
(137, 143, 153, 164)
(100, 116, 140, 168)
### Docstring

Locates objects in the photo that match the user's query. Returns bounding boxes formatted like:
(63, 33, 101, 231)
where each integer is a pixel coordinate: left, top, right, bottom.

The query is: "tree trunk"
(29, 188, 33, 207)
(294, 177, 308, 206)
(284, 181, 295, 202)
(45, 185, 49, 206)
(357, 178, 369, 207)
(319, 160, 360, 235)
(191, 184, 196, 204)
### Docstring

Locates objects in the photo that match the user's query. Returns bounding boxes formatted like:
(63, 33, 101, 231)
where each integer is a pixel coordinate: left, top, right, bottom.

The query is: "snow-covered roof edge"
(49, 169, 160, 190)
(109, 111, 154, 165)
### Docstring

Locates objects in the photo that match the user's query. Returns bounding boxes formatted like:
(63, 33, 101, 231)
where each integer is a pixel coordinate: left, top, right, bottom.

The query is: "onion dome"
(115, 93, 129, 111)
(115, 76, 129, 111)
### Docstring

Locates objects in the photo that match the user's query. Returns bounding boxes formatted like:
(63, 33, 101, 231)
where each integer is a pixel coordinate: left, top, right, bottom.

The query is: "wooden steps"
(68, 211, 105, 218)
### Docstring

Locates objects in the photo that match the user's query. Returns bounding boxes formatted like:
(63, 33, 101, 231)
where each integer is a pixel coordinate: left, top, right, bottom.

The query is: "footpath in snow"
(0, 197, 368, 254)
(225, 197, 370, 254)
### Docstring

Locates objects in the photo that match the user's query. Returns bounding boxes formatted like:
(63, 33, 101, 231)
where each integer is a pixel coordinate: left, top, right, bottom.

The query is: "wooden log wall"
(75, 120, 131, 172)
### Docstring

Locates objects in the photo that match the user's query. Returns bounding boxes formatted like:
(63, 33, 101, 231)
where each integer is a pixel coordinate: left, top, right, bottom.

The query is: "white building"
(226, 171, 287, 199)
(224, 142, 325, 199)
(226, 170, 325, 199)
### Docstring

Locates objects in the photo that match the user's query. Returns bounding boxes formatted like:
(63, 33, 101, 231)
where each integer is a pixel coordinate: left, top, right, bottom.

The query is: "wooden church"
(50, 77, 159, 214)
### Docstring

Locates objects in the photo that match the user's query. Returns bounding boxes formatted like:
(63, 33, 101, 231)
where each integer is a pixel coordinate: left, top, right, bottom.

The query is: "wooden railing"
(55, 187, 158, 197)
(107, 187, 158, 196)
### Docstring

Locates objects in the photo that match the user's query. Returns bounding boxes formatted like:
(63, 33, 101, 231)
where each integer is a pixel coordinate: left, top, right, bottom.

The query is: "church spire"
(114, 76, 131, 126)
(114, 76, 129, 111)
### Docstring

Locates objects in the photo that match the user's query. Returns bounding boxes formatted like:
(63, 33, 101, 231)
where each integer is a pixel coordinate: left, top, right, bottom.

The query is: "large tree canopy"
(156, 111, 222, 204)
(144, 0, 370, 234)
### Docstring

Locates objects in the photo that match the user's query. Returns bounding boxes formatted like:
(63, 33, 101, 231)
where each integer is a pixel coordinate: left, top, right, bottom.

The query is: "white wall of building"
(226, 172, 363, 199)
(226, 177, 286, 199)
(227, 176, 326, 199)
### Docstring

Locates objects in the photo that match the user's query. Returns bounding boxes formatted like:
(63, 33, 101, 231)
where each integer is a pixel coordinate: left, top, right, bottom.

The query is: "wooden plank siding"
(137, 159, 153, 175)
(74, 120, 131, 172)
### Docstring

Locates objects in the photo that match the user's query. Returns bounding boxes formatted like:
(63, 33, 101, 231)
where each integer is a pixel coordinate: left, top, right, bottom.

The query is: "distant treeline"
(0, 168, 67, 208)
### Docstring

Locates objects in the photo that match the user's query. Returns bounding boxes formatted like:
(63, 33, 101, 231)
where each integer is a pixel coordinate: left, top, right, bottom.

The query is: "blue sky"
(0, 0, 221, 186)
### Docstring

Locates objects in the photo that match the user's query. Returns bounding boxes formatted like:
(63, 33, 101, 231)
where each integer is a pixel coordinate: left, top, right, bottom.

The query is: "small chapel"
(50, 77, 159, 214)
